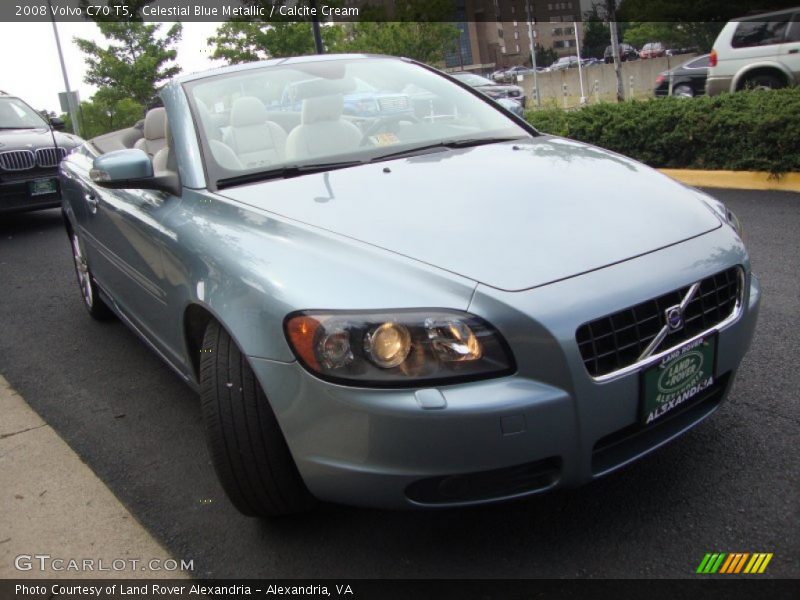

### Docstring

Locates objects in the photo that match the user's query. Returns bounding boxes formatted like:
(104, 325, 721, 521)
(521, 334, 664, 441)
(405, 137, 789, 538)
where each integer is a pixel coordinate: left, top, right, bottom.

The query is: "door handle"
(84, 193, 98, 214)
(789, 48, 799, 54)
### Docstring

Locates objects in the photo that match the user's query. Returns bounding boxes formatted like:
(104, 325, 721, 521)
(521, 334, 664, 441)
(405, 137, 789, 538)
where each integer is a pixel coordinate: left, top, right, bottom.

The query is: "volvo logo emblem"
(665, 305, 684, 331)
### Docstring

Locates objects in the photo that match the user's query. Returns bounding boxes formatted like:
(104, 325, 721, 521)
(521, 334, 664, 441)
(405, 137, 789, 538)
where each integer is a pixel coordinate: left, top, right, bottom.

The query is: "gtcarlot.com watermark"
(14, 554, 193, 573)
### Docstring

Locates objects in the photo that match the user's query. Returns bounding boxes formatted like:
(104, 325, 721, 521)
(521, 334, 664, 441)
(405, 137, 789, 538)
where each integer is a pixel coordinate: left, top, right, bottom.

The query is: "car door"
(782, 12, 800, 80)
(82, 171, 181, 363)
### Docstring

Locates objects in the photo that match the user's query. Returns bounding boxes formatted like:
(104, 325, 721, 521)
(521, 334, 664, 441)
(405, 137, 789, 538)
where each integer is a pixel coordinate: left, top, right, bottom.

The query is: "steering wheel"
(360, 113, 420, 146)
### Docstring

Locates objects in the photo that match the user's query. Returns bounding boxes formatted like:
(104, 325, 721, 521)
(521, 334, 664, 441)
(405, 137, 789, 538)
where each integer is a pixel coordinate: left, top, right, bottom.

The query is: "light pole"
(525, 0, 540, 107)
(46, 0, 80, 136)
(573, 21, 586, 105)
(309, 0, 324, 54)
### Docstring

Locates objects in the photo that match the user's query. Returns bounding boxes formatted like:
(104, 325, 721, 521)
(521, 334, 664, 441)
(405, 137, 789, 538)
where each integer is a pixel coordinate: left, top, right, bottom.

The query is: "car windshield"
(183, 57, 529, 187)
(451, 73, 494, 87)
(0, 97, 48, 129)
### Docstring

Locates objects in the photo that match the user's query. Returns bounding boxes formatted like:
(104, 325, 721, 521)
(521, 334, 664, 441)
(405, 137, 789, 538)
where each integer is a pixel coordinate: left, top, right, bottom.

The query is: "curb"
(658, 169, 800, 192)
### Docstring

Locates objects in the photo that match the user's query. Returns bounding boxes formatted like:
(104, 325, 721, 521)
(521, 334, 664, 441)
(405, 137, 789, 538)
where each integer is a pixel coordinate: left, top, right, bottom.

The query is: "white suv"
(706, 7, 800, 96)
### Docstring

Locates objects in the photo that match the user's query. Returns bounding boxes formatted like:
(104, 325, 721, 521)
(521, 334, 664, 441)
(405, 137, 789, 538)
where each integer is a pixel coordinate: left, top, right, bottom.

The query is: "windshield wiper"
(370, 136, 528, 163)
(217, 159, 365, 189)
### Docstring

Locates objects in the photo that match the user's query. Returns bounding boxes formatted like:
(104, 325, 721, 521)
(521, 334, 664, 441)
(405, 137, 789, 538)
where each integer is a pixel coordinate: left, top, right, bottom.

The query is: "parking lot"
(0, 188, 797, 578)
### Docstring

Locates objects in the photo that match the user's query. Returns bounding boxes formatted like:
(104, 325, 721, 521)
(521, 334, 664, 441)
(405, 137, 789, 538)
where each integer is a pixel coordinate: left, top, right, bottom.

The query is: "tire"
(740, 73, 785, 91)
(200, 320, 316, 517)
(69, 230, 114, 320)
(672, 84, 694, 98)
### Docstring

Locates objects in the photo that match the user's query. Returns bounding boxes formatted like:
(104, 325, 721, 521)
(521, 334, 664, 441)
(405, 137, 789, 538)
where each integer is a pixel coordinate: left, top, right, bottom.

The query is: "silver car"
(706, 7, 800, 95)
(60, 54, 760, 516)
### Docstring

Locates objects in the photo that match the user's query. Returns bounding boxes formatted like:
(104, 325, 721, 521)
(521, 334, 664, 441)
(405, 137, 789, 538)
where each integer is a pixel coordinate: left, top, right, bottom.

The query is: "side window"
(688, 56, 710, 69)
(785, 14, 800, 43)
(731, 18, 790, 48)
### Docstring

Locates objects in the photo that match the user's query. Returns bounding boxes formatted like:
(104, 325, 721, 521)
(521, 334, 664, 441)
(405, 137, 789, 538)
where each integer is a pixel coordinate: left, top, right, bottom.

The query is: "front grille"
(378, 96, 410, 112)
(0, 150, 35, 171)
(36, 147, 67, 168)
(576, 267, 742, 378)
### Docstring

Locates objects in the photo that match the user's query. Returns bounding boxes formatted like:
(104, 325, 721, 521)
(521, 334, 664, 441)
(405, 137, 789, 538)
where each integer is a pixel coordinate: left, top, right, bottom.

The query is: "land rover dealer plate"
(641, 336, 717, 425)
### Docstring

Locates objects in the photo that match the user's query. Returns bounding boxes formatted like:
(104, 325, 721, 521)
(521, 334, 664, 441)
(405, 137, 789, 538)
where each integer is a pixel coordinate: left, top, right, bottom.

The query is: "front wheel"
(200, 320, 316, 517)
(70, 231, 114, 320)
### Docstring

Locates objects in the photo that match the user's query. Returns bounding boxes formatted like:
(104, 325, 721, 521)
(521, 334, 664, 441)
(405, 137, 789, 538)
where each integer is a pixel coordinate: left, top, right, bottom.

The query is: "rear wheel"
(200, 320, 316, 517)
(740, 73, 785, 91)
(70, 231, 114, 320)
(672, 84, 694, 98)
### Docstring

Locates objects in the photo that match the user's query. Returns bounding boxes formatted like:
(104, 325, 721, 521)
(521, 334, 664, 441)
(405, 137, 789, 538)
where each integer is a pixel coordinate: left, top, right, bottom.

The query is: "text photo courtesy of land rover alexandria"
(59, 54, 760, 517)
(0, 91, 82, 214)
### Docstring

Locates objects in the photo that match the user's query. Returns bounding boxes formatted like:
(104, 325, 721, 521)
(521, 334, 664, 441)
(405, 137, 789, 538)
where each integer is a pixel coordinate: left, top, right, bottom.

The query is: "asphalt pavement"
(0, 189, 797, 579)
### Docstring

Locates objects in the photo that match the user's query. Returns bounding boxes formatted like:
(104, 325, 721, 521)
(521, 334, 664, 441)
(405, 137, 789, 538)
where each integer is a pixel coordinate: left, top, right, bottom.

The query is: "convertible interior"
(86, 58, 516, 186)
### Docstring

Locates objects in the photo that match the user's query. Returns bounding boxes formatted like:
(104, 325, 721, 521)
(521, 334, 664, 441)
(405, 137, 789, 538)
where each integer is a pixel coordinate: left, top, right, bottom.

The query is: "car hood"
(218, 136, 721, 291)
(0, 127, 81, 150)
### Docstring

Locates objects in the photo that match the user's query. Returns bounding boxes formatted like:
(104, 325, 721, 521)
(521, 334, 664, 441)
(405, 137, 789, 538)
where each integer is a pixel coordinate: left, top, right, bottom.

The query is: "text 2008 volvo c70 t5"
(59, 55, 760, 516)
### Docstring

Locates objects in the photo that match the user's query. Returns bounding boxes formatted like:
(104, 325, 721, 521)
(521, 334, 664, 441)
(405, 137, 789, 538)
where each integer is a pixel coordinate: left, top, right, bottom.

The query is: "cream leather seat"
(152, 114, 175, 175)
(223, 97, 287, 170)
(133, 107, 167, 159)
(285, 94, 362, 162)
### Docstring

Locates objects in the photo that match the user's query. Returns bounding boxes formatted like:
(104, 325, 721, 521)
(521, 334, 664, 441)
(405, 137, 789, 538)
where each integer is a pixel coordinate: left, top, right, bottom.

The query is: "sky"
(0, 21, 224, 114)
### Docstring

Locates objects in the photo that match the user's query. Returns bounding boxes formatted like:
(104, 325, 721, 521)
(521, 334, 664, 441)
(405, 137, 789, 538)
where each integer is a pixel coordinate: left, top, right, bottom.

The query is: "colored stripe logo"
(696, 553, 773, 574)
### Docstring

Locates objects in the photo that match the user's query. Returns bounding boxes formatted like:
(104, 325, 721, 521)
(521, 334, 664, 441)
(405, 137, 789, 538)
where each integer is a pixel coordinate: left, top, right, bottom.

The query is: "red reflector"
(710, 50, 717, 67)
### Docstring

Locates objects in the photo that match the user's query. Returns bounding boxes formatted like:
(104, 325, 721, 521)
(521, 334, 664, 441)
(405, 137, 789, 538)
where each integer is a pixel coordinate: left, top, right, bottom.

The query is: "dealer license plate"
(640, 335, 716, 425)
(30, 178, 57, 196)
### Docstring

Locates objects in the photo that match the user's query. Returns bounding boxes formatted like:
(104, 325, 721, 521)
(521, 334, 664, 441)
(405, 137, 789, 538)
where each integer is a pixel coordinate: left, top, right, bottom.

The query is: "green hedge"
(524, 88, 800, 174)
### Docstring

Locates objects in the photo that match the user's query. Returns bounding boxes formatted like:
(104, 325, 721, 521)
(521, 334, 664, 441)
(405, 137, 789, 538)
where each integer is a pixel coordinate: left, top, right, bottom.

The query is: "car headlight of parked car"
(285, 310, 515, 386)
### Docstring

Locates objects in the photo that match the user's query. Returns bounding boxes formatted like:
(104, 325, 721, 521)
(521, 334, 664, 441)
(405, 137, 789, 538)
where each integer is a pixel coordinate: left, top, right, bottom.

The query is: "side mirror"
(90, 149, 179, 195)
(50, 117, 66, 131)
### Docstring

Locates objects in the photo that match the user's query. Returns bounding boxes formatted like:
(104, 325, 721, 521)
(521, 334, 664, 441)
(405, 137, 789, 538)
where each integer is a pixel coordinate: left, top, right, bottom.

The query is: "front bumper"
(0, 174, 61, 214)
(250, 228, 760, 509)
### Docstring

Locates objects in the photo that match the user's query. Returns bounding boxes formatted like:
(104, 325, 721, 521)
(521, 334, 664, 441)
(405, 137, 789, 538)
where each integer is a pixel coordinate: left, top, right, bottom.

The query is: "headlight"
(284, 310, 515, 387)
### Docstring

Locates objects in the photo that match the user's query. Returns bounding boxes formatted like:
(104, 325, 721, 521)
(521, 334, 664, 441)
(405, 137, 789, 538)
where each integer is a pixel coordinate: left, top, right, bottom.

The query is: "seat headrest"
(230, 96, 268, 128)
(301, 95, 344, 125)
(143, 107, 167, 141)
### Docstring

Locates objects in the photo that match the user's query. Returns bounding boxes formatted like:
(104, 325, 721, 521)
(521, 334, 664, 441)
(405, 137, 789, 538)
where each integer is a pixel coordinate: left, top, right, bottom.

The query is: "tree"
(581, 5, 609, 59)
(74, 22, 182, 107)
(61, 97, 143, 139)
(340, 0, 459, 65)
(208, 21, 343, 63)
(535, 44, 558, 69)
(616, 0, 797, 22)
(622, 22, 686, 49)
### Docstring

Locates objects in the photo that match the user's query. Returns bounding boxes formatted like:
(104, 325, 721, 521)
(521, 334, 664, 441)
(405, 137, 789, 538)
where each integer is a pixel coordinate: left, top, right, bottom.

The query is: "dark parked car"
(655, 54, 711, 97)
(604, 43, 639, 63)
(0, 91, 82, 214)
(451, 72, 526, 108)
